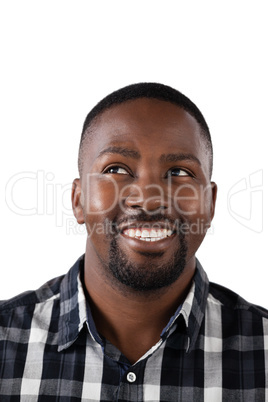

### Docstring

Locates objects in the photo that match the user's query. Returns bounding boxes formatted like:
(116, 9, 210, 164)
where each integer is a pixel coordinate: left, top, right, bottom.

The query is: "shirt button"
(127, 372, 136, 383)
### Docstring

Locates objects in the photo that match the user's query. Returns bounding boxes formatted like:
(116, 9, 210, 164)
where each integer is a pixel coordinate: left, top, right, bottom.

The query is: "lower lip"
(120, 232, 177, 253)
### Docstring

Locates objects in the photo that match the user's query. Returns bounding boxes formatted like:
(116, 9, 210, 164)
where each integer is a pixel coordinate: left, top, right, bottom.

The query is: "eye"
(167, 168, 189, 177)
(104, 166, 129, 175)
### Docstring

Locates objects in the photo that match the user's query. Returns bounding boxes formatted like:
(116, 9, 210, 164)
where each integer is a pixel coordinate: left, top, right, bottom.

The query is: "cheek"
(82, 176, 120, 218)
(173, 184, 213, 224)
(174, 186, 212, 255)
(81, 179, 120, 251)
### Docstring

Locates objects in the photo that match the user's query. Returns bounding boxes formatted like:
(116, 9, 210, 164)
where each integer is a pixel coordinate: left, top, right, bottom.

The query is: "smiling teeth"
(124, 228, 173, 241)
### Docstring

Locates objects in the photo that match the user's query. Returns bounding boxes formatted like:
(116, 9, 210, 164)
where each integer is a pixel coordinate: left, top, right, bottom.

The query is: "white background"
(0, 1, 267, 307)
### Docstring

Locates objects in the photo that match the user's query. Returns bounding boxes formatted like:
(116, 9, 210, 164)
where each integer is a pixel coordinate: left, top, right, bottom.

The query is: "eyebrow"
(98, 146, 141, 160)
(97, 147, 201, 166)
(159, 153, 201, 165)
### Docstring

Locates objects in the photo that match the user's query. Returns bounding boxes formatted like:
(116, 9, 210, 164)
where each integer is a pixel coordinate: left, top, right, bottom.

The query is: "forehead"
(84, 98, 210, 174)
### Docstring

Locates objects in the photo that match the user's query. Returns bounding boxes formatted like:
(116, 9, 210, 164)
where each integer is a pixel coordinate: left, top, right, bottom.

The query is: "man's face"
(73, 98, 216, 292)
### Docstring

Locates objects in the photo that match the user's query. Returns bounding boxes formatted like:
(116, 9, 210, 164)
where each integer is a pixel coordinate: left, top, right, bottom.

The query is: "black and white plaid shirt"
(0, 255, 267, 401)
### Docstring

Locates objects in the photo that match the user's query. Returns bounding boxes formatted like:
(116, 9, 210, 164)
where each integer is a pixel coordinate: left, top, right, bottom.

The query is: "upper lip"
(118, 221, 176, 233)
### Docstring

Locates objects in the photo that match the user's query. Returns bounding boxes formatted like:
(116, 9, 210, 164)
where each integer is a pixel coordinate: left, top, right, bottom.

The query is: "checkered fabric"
(0, 255, 267, 401)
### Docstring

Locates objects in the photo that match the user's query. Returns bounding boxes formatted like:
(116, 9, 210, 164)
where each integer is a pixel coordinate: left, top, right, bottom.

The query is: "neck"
(83, 247, 195, 364)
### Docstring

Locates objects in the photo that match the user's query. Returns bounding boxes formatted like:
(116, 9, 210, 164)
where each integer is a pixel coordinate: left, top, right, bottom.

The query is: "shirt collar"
(157, 259, 209, 353)
(58, 255, 209, 353)
(179, 259, 209, 352)
(58, 255, 88, 352)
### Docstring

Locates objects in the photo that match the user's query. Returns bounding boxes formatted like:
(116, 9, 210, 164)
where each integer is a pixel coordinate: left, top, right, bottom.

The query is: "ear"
(71, 178, 85, 224)
(209, 181, 217, 222)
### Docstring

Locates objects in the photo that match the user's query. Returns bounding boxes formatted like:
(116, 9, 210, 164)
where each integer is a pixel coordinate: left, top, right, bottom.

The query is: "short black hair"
(78, 82, 213, 176)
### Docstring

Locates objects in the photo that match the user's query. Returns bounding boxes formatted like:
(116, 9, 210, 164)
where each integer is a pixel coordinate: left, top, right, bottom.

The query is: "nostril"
(143, 198, 169, 212)
(125, 199, 168, 212)
(130, 204, 142, 209)
(123, 185, 169, 211)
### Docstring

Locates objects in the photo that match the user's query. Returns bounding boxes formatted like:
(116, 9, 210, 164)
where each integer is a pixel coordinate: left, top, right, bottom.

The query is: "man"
(0, 83, 267, 401)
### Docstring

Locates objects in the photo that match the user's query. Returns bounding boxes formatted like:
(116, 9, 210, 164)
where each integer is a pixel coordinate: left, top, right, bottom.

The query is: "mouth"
(116, 221, 178, 254)
(123, 227, 174, 242)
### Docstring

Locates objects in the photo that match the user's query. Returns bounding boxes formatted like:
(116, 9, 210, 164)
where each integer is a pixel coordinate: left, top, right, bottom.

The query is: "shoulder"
(0, 255, 84, 335)
(0, 275, 66, 350)
(208, 282, 268, 323)
(209, 281, 268, 315)
(0, 274, 64, 322)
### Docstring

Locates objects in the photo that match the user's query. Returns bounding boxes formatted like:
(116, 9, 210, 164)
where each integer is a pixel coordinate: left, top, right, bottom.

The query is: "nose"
(123, 178, 169, 213)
